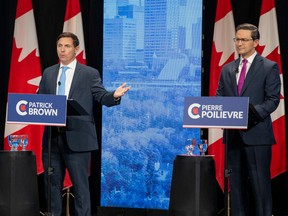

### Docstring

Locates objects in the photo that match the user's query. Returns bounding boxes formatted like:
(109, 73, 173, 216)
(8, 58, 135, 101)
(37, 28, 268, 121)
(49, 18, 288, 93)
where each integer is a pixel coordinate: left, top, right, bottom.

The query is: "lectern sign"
(7, 93, 67, 126)
(183, 97, 249, 129)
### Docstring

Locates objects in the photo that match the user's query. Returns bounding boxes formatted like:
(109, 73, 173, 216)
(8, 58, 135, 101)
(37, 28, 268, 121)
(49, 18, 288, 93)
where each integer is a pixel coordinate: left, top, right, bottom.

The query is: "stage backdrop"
(101, 0, 203, 209)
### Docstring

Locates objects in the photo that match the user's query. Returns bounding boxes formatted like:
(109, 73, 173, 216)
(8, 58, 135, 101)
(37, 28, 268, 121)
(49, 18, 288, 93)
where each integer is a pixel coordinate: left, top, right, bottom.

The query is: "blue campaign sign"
(183, 97, 249, 129)
(7, 93, 67, 126)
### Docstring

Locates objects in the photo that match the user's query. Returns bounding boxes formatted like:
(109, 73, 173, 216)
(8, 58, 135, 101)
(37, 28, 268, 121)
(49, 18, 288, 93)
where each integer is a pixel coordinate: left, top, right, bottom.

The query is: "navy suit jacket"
(216, 53, 280, 145)
(38, 62, 119, 152)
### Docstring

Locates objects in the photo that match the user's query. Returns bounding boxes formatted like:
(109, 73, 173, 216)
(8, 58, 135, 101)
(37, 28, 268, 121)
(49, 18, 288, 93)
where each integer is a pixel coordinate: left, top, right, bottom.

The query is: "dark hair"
(236, 23, 260, 40)
(56, 32, 80, 47)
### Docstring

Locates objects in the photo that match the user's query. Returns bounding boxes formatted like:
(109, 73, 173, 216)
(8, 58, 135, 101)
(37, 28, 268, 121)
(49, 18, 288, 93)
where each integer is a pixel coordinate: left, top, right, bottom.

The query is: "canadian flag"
(4, 0, 44, 174)
(62, 0, 87, 189)
(63, 0, 86, 65)
(208, 0, 236, 191)
(257, 0, 288, 178)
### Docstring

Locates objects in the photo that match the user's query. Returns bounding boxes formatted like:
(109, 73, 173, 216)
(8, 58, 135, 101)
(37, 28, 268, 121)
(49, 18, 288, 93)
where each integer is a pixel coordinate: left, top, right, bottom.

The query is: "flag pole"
(224, 133, 231, 216)
(45, 126, 54, 216)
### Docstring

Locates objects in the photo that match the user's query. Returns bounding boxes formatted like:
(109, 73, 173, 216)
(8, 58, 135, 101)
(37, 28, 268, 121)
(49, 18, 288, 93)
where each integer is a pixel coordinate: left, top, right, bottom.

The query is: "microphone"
(58, 81, 61, 86)
(234, 68, 239, 74)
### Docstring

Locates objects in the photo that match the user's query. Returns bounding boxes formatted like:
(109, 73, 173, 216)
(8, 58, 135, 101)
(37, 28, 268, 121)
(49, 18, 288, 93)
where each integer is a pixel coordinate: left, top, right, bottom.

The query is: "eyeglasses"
(233, 38, 254, 44)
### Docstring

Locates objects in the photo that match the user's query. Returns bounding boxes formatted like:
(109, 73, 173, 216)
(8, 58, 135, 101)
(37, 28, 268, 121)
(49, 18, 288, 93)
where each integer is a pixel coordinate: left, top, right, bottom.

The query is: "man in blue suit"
(38, 32, 130, 216)
(216, 23, 280, 215)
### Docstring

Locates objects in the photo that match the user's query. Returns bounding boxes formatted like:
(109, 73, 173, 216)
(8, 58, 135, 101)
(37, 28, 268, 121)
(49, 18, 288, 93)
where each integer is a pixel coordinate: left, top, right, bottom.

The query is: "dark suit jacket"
(216, 53, 280, 145)
(38, 62, 119, 152)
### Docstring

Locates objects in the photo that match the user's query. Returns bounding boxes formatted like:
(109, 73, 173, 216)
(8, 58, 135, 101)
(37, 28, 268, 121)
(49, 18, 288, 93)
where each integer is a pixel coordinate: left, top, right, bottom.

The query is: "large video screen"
(101, 0, 203, 209)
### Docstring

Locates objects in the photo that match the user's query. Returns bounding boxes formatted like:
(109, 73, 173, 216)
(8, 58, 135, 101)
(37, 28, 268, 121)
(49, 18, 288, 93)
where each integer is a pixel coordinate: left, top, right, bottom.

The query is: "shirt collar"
(240, 51, 257, 65)
(60, 59, 77, 70)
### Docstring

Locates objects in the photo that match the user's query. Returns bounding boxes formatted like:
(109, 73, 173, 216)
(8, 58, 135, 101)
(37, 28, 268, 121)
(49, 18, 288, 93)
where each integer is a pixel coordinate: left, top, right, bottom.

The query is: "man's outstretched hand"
(113, 83, 131, 99)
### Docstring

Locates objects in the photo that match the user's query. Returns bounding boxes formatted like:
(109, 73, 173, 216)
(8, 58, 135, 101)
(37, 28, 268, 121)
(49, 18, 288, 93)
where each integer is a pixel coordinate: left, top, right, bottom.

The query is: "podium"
(180, 96, 250, 216)
(0, 151, 39, 216)
(169, 155, 217, 216)
(7, 93, 88, 215)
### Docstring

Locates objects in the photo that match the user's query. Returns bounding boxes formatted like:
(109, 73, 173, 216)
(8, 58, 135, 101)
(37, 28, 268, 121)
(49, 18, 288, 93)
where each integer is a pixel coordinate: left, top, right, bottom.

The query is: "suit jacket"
(38, 62, 120, 152)
(216, 53, 280, 145)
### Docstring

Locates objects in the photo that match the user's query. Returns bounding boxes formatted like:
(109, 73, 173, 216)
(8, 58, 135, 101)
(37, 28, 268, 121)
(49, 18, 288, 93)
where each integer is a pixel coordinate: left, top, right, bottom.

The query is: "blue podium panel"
(0, 151, 39, 216)
(7, 93, 67, 126)
(183, 96, 249, 129)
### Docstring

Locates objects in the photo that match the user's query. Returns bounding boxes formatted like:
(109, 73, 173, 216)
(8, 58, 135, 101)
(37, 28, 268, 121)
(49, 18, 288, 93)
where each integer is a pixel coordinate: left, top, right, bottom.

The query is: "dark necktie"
(237, 59, 247, 95)
(58, 66, 69, 95)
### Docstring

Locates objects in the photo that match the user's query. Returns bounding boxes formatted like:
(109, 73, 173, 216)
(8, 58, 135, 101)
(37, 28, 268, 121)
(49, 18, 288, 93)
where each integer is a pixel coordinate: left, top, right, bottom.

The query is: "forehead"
(236, 29, 252, 38)
(57, 37, 73, 45)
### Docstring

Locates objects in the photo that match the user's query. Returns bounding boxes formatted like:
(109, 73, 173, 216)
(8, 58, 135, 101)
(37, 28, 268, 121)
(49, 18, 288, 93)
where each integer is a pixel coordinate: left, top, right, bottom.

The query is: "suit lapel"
(51, 66, 60, 95)
(68, 62, 81, 98)
(230, 59, 240, 96)
(240, 54, 262, 95)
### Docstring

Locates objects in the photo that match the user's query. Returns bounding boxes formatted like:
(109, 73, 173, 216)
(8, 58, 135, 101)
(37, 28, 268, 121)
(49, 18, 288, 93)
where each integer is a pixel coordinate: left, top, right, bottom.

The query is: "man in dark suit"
(216, 23, 280, 216)
(38, 32, 130, 216)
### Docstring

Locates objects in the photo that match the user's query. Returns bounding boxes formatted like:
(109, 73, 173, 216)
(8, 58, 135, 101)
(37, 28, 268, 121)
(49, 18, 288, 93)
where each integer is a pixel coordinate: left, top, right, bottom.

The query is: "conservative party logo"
(7, 93, 67, 126)
(16, 100, 28, 116)
(183, 97, 249, 129)
(188, 103, 201, 119)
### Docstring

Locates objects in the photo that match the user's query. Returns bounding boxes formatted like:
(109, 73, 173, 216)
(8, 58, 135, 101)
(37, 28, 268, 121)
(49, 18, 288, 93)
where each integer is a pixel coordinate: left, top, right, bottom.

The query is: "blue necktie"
(58, 66, 69, 95)
(238, 59, 247, 95)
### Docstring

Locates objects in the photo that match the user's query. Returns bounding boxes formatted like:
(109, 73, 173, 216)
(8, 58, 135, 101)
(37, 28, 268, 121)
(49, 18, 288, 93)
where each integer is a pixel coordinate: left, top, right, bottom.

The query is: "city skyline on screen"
(101, 0, 203, 209)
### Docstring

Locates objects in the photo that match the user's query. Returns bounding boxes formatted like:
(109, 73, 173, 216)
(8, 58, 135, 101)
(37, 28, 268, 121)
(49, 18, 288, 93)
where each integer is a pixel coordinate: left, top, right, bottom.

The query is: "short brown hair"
(56, 32, 80, 47)
(236, 23, 260, 40)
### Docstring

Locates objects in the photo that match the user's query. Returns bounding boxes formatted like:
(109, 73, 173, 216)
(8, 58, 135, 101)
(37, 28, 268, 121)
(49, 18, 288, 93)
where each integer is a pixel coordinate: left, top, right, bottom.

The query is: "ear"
(75, 45, 80, 54)
(253, 39, 259, 48)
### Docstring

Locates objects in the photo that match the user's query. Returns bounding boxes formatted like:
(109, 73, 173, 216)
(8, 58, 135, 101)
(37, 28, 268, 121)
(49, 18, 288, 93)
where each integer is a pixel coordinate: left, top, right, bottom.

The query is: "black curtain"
(0, 0, 287, 215)
(0, 0, 17, 150)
